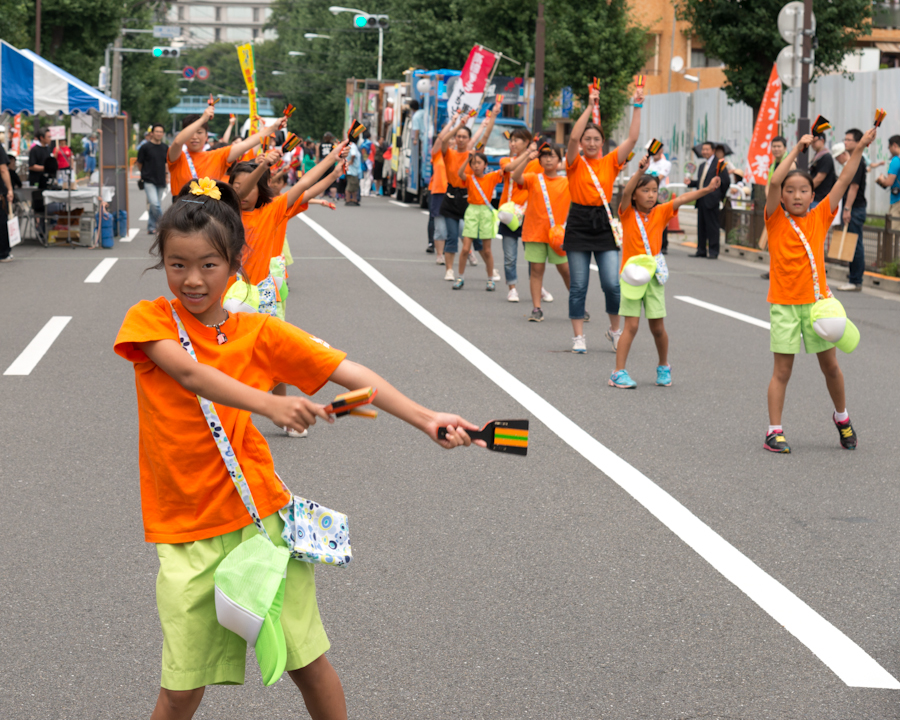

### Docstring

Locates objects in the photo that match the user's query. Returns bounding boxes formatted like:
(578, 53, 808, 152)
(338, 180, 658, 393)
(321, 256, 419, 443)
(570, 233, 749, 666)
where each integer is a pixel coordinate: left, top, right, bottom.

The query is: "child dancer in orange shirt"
(454, 152, 503, 290)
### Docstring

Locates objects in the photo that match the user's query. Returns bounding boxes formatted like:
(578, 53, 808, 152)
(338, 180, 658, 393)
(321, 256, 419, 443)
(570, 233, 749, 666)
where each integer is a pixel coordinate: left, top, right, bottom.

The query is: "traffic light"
(152, 47, 180, 58)
(352, 14, 388, 29)
(353, 14, 367, 28)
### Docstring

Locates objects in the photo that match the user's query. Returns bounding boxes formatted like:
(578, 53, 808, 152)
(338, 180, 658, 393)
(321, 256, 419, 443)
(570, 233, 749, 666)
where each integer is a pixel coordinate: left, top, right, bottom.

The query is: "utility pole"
(796, 0, 813, 170)
(533, 2, 545, 134)
(111, 33, 124, 106)
(35, 0, 42, 54)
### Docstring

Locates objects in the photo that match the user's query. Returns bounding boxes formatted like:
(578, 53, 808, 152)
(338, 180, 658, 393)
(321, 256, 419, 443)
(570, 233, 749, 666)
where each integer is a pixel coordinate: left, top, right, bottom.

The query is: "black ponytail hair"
(148, 179, 245, 274)
(228, 160, 274, 208)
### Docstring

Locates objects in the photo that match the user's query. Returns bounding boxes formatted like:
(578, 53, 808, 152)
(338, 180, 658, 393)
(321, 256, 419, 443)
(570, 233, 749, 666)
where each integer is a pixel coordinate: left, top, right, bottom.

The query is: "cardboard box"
(827, 228, 858, 263)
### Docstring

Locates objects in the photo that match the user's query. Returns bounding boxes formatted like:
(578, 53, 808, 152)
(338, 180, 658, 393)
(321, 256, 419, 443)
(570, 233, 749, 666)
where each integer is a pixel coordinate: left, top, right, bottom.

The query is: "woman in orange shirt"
(116, 178, 479, 719)
(761, 127, 876, 453)
(564, 83, 644, 354)
(453, 152, 503, 290)
(511, 143, 571, 322)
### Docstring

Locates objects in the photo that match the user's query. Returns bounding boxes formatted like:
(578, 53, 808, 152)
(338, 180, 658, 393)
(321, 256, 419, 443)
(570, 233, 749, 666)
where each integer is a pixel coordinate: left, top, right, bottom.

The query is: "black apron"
(440, 183, 468, 221)
(563, 202, 617, 253)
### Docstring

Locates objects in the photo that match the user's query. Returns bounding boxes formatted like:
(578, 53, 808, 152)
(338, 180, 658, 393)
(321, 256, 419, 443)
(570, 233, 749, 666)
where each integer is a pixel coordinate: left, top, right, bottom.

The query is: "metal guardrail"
(167, 95, 275, 115)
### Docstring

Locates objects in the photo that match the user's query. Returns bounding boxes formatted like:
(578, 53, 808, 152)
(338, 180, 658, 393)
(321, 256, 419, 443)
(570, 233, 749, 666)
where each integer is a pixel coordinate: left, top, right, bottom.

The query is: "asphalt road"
(1, 184, 899, 720)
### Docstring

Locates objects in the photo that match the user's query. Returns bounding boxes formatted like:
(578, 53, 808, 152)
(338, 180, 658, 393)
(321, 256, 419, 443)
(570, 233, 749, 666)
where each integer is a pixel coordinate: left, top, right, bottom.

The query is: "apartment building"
(165, 0, 277, 45)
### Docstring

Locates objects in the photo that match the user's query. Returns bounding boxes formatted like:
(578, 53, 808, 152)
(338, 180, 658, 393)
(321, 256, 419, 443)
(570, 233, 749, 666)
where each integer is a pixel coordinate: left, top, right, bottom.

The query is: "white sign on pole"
(153, 25, 181, 39)
(71, 114, 93, 135)
(49, 126, 66, 141)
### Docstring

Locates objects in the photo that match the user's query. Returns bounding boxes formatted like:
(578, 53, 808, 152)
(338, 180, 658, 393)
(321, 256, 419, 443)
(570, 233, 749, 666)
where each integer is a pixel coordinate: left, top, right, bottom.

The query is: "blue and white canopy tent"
(0, 40, 118, 116)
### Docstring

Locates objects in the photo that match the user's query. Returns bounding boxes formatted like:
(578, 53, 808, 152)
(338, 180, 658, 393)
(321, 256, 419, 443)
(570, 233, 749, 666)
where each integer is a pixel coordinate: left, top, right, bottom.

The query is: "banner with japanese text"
(236, 43, 259, 136)
(446, 45, 498, 122)
(746, 64, 782, 185)
(11, 114, 21, 155)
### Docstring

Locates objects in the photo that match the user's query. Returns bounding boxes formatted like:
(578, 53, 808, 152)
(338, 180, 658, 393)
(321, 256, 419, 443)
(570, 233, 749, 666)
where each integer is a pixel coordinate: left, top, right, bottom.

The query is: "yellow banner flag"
(236, 43, 259, 136)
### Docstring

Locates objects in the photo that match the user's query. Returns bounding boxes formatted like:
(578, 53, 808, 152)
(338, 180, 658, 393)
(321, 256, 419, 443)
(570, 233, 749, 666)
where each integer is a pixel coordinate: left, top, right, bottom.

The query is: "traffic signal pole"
(796, 0, 813, 170)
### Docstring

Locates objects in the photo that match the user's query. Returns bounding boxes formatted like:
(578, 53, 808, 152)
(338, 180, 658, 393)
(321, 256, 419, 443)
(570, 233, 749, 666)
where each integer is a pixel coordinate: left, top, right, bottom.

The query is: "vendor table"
(32, 187, 115, 247)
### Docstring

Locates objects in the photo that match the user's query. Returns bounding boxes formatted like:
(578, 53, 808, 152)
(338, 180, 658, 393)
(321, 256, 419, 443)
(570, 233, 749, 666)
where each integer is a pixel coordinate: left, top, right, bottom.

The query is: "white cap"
(830, 142, 846, 160)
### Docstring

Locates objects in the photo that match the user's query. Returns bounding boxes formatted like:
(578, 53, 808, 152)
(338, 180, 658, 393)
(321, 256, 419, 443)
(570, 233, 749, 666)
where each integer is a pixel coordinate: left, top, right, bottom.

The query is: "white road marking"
(590, 263, 598, 271)
(139, 211, 149, 222)
(388, 200, 409, 208)
(676, 295, 771, 330)
(84, 258, 118, 283)
(120, 228, 140, 243)
(299, 213, 900, 690)
(421, 210, 429, 215)
(4, 317, 72, 376)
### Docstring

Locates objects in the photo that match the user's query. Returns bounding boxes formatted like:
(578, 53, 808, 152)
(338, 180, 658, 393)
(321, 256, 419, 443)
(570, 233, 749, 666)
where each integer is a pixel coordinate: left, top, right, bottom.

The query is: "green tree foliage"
(676, 0, 872, 115)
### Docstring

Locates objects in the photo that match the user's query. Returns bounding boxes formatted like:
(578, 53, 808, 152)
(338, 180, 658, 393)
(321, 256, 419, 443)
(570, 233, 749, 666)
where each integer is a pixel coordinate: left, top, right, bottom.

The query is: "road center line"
(676, 295, 771, 329)
(84, 258, 118, 283)
(388, 200, 410, 208)
(4, 317, 72, 376)
(299, 213, 899, 690)
(139, 210, 149, 222)
(120, 228, 140, 243)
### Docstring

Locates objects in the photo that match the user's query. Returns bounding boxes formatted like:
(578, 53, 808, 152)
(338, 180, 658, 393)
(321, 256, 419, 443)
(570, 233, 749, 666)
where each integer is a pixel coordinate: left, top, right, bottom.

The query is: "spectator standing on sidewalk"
(0, 140, 13, 262)
(136, 124, 169, 234)
(809, 131, 836, 210)
(875, 134, 900, 220)
(28, 128, 53, 188)
(83, 134, 97, 174)
(345, 138, 362, 206)
(685, 141, 728, 258)
(834, 129, 867, 292)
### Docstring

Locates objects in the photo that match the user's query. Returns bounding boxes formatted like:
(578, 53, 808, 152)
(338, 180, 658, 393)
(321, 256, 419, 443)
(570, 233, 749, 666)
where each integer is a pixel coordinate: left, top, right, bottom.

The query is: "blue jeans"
(500, 224, 523, 285)
(144, 183, 165, 232)
(567, 249, 620, 319)
(84, 156, 96, 174)
(846, 205, 867, 285)
(443, 216, 461, 254)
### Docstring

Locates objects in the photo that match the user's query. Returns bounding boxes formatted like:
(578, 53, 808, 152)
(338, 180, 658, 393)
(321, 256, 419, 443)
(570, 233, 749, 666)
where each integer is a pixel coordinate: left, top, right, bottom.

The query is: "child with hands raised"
(115, 178, 481, 720)
(610, 153, 720, 388)
(453, 152, 503, 290)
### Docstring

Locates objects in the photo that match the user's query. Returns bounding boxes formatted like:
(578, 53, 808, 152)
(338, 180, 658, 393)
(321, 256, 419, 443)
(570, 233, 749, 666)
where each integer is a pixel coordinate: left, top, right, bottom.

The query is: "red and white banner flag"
(11, 114, 21, 155)
(746, 64, 782, 185)
(446, 45, 498, 121)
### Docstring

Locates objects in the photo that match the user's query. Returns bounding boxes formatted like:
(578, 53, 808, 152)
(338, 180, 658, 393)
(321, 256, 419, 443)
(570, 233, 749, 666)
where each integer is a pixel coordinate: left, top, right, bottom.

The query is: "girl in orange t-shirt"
(453, 152, 502, 290)
(762, 127, 876, 453)
(611, 153, 720, 389)
(511, 142, 572, 321)
(115, 177, 480, 715)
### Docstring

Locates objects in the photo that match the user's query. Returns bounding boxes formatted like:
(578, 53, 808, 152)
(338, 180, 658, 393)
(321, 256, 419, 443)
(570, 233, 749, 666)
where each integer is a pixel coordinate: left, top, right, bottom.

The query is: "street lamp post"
(328, 6, 389, 81)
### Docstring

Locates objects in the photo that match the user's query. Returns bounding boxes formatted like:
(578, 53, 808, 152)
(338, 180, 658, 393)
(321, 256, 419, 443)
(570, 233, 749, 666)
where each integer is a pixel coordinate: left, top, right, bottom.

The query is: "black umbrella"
(692, 142, 734, 158)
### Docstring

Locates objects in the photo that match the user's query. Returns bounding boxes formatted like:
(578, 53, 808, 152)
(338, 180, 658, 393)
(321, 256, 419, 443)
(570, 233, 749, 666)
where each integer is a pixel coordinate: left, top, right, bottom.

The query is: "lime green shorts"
(463, 203, 497, 239)
(619, 276, 666, 319)
(770, 303, 834, 354)
(155, 512, 330, 690)
(524, 241, 567, 265)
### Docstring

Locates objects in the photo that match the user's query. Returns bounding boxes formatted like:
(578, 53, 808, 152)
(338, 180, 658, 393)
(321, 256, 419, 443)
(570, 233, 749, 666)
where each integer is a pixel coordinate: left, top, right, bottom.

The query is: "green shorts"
(769, 303, 834, 354)
(155, 512, 330, 690)
(463, 203, 497, 240)
(524, 241, 567, 265)
(619, 276, 666, 319)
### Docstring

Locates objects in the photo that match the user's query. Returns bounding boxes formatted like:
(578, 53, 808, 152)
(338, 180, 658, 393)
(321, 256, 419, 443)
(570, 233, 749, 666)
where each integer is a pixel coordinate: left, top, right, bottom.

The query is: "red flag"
(746, 64, 782, 185)
(447, 45, 499, 117)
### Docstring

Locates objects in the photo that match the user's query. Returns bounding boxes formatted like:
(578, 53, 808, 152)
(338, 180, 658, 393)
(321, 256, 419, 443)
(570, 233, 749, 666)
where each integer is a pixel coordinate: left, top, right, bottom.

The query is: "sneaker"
(486, 280, 496, 291)
(529, 307, 544, 322)
(608, 369, 637, 388)
(834, 415, 858, 450)
(541, 287, 554, 302)
(452, 278, 465, 290)
(436, 254, 445, 265)
(507, 287, 520, 303)
(605, 327, 622, 351)
(468, 251, 478, 266)
(656, 364, 672, 386)
(836, 283, 862, 292)
(426, 244, 435, 254)
(572, 335, 586, 353)
(764, 430, 791, 453)
(444, 268, 455, 281)
(0, 255, 12, 263)
(285, 427, 309, 438)
(492, 269, 501, 281)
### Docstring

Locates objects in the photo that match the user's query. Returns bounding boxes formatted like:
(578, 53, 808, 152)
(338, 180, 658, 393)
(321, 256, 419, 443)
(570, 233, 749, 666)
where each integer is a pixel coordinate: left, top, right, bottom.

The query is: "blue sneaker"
(608, 370, 636, 388)
(656, 365, 672, 387)
(452, 278, 465, 290)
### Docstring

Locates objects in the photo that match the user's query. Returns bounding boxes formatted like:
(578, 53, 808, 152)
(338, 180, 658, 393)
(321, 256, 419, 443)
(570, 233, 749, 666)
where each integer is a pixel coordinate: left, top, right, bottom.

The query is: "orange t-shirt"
(499, 157, 542, 205)
(167, 145, 233, 196)
(618, 202, 677, 270)
(765, 201, 837, 305)
(521, 173, 570, 244)
(566, 150, 625, 206)
(114, 297, 347, 543)
(443, 148, 469, 188)
(235, 193, 309, 288)
(465, 170, 503, 206)
(429, 150, 448, 194)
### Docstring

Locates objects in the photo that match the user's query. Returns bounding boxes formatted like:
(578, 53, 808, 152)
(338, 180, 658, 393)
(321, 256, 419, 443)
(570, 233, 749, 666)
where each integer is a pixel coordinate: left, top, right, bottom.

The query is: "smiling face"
(230, 171, 258, 212)
(163, 231, 232, 325)
(509, 136, 528, 157)
(781, 173, 814, 216)
(700, 143, 714, 159)
(581, 127, 603, 158)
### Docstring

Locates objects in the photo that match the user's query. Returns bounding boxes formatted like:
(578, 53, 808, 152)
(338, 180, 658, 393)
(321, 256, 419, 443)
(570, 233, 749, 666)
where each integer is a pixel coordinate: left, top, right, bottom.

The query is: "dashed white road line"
(420, 210, 429, 215)
(676, 295, 771, 329)
(120, 228, 140, 243)
(388, 200, 410, 208)
(84, 258, 119, 283)
(299, 212, 900, 690)
(4, 317, 72, 376)
(139, 211, 149, 222)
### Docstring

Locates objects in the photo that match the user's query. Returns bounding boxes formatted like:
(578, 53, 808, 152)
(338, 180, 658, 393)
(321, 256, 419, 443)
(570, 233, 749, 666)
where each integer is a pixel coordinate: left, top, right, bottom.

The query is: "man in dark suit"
(685, 141, 729, 258)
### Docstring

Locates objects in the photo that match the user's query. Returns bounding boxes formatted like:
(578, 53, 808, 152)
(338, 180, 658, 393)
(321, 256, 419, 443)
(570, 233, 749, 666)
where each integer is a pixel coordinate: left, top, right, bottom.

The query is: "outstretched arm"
(829, 127, 877, 213)
(457, 153, 471, 182)
(504, 144, 536, 180)
(469, 99, 502, 151)
(567, 86, 600, 167)
(227, 117, 288, 164)
(233, 149, 282, 201)
(285, 140, 349, 207)
(616, 87, 645, 165)
(298, 165, 344, 205)
(621, 155, 649, 209)
(221, 116, 236, 145)
(440, 112, 466, 154)
(766, 134, 813, 217)
(512, 147, 539, 185)
(673, 176, 721, 211)
(168, 105, 216, 162)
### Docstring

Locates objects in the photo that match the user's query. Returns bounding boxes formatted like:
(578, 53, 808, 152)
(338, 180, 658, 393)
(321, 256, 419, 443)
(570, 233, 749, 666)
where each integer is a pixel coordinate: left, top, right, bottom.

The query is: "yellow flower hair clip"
(189, 177, 222, 201)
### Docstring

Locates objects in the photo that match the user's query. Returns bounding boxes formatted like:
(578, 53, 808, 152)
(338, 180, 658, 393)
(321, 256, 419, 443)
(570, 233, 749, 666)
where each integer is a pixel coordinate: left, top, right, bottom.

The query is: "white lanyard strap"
(170, 305, 272, 542)
(634, 210, 653, 256)
(784, 210, 831, 302)
(582, 158, 623, 245)
(537, 174, 556, 228)
(471, 174, 492, 206)
(183, 147, 199, 180)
